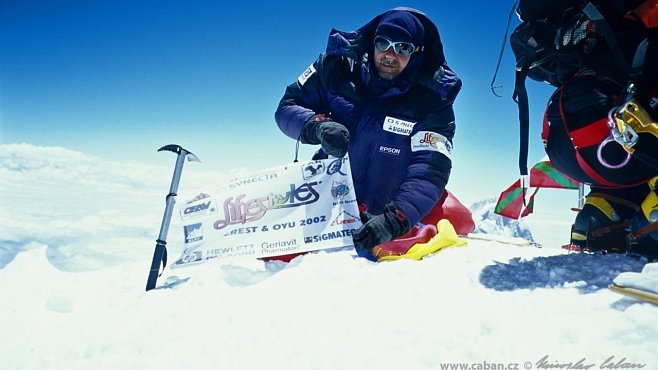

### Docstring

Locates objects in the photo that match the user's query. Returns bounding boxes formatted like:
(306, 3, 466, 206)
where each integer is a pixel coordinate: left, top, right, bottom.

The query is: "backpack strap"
(583, 2, 650, 80)
(514, 69, 531, 177)
(630, 38, 650, 79)
(582, 3, 631, 75)
(513, 33, 539, 177)
(568, 116, 610, 148)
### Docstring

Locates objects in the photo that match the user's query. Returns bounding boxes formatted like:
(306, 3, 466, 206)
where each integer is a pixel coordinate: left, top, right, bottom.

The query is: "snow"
(615, 263, 658, 293)
(1, 143, 657, 370)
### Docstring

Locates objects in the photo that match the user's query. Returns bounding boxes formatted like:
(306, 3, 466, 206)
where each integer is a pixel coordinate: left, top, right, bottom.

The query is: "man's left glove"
(352, 203, 412, 258)
(302, 114, 350, 158)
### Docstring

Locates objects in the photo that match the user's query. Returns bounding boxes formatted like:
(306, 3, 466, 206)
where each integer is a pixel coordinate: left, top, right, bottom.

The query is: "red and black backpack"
(510, 0, 658, 188)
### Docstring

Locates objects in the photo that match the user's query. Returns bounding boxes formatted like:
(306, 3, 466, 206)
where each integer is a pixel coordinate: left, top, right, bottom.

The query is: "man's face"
(373, 47, 410, 80)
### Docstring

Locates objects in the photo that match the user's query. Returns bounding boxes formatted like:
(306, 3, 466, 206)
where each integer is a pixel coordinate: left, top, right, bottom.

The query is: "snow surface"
(615, 263, 658, 293)
(1, 143, 657, 370)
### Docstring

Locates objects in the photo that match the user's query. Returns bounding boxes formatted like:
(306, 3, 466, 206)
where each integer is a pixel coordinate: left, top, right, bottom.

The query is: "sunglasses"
(374, 36, 423, 56)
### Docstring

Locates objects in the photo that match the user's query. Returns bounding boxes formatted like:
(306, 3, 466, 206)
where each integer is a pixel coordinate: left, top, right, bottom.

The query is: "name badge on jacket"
(383, 116, 416, 136)
(411, 131, 452, 158)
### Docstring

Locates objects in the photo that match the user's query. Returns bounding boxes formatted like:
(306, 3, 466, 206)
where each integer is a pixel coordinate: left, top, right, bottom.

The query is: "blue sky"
(1, 0, 572, 211)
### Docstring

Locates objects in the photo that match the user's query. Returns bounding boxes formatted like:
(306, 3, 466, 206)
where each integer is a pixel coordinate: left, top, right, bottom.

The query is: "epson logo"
(379, 145, 401, 156)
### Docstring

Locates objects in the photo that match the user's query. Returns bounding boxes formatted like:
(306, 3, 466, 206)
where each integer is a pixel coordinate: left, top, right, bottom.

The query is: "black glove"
(303, 114, 349, 158)
(352, 204, 412, 253)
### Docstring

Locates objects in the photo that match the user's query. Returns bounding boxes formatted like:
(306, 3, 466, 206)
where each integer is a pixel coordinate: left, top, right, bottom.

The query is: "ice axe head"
(158, 144, 201, 163)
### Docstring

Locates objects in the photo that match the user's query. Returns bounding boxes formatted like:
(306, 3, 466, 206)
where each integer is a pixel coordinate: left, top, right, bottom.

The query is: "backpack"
(543, 72, 658, 187)
(509, 0, 658, 186)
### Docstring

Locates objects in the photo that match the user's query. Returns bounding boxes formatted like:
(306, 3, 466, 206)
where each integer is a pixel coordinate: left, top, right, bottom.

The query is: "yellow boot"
(628, 176, 658, 259)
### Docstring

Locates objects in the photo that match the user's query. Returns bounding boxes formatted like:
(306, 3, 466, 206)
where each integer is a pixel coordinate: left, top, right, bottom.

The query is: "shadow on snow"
(479, 252, 647, 294)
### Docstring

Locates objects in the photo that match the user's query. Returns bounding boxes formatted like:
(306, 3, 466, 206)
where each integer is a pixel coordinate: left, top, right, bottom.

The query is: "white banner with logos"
(171, 157, 361, 267)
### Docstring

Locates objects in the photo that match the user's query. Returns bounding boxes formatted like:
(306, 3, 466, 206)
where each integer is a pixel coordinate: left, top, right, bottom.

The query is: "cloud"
(0, 143, 230, 271)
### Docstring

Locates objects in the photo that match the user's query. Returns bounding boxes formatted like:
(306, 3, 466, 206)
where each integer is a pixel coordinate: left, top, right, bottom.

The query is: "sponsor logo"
(297, 64, 316, 86)
(304, 229, 356, 243)
(262, 238, 298, 250)
(173, 245, 257, 265)
(213, 182, 320, 230)
(180, 199, 218, 220)
(327, 158, 347, 176)
(205, 244, 256, 259)
(176, 250, 203, 265)
(228, 172, 278, 189)
(269, 182, 321, 209)
(378, 144, 402, 156)
(331, 180, 350, 200)
(383, 116, 416, 136)
(213, 194, 268, 230)
(261, 238, 299, 255)
(184, 223, 203, 244)
(302, 161, 325, 180)
(331, 211, 360, 226)
(410, 131, 452, 158)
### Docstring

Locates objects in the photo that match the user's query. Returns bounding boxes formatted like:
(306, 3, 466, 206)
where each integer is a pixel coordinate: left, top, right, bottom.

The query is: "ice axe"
(145, 144, 200, 291)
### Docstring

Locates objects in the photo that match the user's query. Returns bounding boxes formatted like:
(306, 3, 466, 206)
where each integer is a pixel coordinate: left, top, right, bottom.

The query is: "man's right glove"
(302, 114, 350, 158)
(352, 203, 412, 258)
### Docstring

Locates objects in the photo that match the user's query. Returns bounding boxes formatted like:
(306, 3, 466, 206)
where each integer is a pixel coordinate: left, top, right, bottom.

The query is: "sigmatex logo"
(184, 223, 203, 244)
(383, 116, 416, 136)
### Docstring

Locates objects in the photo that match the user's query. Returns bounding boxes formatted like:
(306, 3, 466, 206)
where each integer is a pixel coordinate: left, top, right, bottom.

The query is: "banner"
(171, 157, 362, 267)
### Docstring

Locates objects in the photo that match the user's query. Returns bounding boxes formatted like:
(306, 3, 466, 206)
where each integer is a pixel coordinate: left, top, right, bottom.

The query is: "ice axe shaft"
(145, 144, 200, 291)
